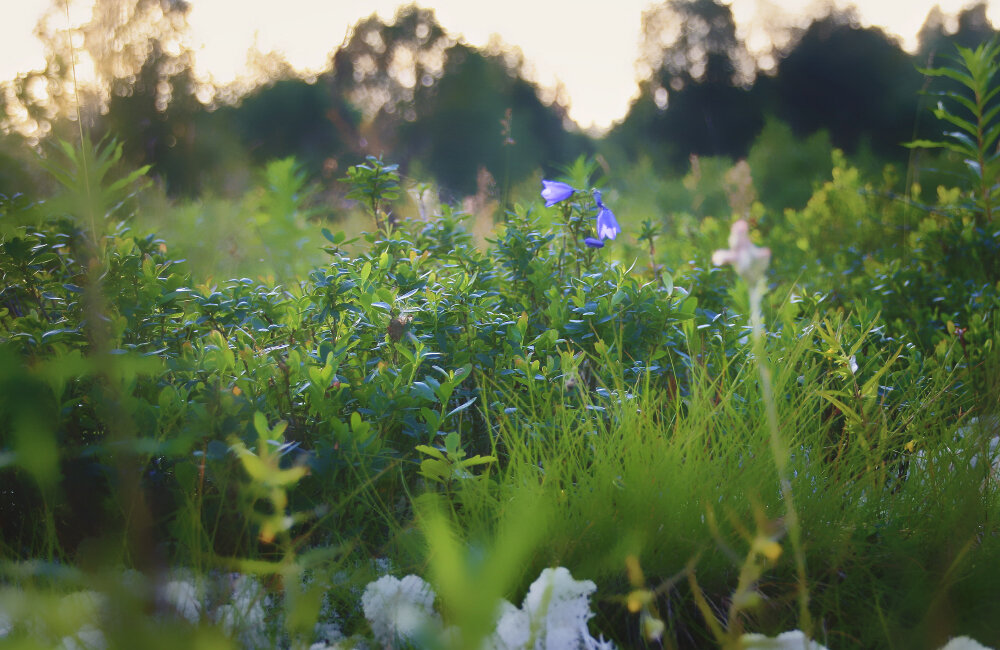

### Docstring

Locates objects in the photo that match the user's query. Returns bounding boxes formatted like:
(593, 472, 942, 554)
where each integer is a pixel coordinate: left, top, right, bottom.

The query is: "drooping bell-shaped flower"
(541, 180, 576, 207)
(596, 206, 620, 241)
(592, 190, 621, 241)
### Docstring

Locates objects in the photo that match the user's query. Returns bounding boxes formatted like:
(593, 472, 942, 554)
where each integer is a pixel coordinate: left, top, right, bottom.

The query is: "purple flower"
(590, 189, 620, 241)
(584, 237, 605, 248)
(541, 180, 575, 207)
(596, 206, 620, 241)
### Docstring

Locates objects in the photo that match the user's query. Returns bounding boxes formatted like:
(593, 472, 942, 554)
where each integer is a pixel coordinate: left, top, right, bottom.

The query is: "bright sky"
(2, 0, 999, 130)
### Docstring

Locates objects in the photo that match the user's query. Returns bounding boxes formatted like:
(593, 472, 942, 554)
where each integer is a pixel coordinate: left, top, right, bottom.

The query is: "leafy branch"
(908, 40, 1000, 226)
(341, 156, 401, 234)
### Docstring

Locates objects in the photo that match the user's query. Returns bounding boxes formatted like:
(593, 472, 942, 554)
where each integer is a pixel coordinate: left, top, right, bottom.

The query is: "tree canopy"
(1, 0, 997, 199)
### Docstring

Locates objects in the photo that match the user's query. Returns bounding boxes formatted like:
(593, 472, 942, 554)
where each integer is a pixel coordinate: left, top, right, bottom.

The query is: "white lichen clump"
(357, 567, 612, 650)
(940, 637, 995, 650)
(213, 574, 271, 648)
(3, 567, 996, 650)
(740, 631, 996, 650)
(361, 574, 440, 646)
(161, 576, 202, 624)
(489, 567, 614, 650)
(740, 630, 829, 649)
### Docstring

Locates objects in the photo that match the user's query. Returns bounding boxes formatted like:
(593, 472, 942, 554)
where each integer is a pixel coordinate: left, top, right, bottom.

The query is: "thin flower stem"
(63, 0, 99, 251)
(749, 284, 812, 635)
(557, 203, 570, 283)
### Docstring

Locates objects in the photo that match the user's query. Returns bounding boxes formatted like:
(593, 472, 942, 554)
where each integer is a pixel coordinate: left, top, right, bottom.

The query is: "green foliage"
(415, 431, 496, 487)
(5, 4, 1000, 646)
(128, 156, 329, 282)
(341, 156, 402, 233)
(908, 39, 1000, 224)
(38, 137, 150, 243)
(2, 132, 1000, 649)
(416, 491, 551, 648)
(229, 412, 309, 544)
(747, 118, 833, 211)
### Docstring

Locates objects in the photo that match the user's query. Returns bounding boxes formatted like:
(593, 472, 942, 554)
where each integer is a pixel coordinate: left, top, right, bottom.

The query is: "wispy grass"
(429, 298, 998, 647)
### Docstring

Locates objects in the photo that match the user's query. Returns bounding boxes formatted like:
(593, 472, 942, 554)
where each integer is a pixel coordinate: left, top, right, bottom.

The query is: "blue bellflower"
(584, 237, 605, 248)
(596, 207, 620, 240)
(593, 190, 621, 241)
(541, 180, 575, 207)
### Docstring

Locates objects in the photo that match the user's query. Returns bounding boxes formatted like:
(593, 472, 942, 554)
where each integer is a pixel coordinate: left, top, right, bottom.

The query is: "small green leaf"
(662, 272, 674, 297)
(413, 381, 438, 402)
(459, 454, 496, 468)
(443, 432, 461, 456)
(254, 411, 270, 439)
(269, 420, 288, 442)
(415, 444, 446, 461)
(419, 459, 450, 484)
(446, 397, 478, 420)
(322, 228, 344, 244)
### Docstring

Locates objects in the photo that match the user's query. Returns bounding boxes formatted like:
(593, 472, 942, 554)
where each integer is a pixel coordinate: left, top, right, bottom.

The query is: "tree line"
(1, 0, 996, 200)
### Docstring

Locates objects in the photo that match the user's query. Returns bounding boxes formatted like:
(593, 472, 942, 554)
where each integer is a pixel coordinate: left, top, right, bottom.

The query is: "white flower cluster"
(0, 568, 347, 650)
(161, 572, 202, 624)
(160, 571, 348, 649)
(940, 638, 996, 650)
(158, 570, 272, 645)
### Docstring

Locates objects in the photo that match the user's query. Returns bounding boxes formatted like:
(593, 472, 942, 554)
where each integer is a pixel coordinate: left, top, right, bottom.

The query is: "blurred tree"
(747, 117, 833, 212)
(213, 77, 361, 180)
(324, 4, 452, 153)
(0, 132, 48, 198)
(917, 5, 952, 65)
(637, 0, 755, 91)
(5, 0, 587, 201)
(0, 1, 108, 141)
(917, 2, 998, 64)
(771, 9, 922, 159)
(401, 43, 589, 197)
(321, 5, 586, 198)
(97, 40, 207, 194)
(613, 0, 763, 169)
(82, 0, 218, 194)
(1, 0, 203, 192)
(952, 3, 998, 47)
(81, 0, 192, 95)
